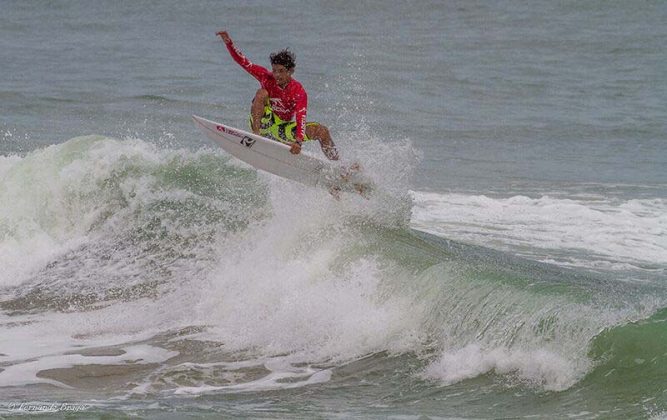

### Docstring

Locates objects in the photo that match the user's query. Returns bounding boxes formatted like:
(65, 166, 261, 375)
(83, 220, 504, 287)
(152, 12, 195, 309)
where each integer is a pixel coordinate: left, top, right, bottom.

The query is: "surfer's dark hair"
(270, 49, 296, 70)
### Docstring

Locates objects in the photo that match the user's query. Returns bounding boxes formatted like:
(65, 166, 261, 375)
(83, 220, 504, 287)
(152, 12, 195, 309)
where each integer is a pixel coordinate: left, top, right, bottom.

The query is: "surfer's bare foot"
(322, 145, 339, 160)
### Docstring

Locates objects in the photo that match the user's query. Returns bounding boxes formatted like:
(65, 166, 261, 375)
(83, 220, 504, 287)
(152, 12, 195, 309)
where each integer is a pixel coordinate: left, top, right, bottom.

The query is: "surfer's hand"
(290, 141, 302, 155)
(216, 31, 231, 43)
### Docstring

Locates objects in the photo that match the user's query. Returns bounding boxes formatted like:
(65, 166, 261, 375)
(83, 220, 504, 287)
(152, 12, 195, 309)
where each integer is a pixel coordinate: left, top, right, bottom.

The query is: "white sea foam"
(168, 358, 333, 395)
(0, 344, 177, 388)
(423, 344, 582, 391)
(410, 191, 667, 271)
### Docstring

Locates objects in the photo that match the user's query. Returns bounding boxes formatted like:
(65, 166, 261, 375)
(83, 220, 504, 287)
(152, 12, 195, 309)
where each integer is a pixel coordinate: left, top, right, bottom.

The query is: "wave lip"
(423, 344, 580, 391)
(0, 134, 264, 290)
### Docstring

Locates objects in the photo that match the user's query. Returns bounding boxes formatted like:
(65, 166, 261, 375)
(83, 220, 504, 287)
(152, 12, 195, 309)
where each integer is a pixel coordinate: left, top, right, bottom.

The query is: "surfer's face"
(272, 64, 293, 87)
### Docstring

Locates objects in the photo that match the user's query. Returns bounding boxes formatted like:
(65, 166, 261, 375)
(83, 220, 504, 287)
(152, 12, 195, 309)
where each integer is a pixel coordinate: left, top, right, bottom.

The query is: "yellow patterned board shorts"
(248, 105, 319, 144)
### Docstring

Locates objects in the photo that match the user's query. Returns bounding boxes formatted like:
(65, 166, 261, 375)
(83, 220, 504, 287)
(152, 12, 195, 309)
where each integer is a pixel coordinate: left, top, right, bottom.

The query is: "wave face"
(0, 136, 665, 418)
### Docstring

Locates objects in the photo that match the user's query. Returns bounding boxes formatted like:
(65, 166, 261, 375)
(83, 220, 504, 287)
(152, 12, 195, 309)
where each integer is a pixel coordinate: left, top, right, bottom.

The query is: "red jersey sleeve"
(294, 88, 308, 141)
(224, 40, 271, 85)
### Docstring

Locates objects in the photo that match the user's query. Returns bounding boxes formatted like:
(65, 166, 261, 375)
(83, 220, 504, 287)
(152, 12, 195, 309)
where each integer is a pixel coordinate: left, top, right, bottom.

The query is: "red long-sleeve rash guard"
(225, 40, 308, 141)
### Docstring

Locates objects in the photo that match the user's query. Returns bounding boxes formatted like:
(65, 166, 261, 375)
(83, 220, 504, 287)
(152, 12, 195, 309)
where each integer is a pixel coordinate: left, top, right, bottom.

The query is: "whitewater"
(0, 134, 664, 418)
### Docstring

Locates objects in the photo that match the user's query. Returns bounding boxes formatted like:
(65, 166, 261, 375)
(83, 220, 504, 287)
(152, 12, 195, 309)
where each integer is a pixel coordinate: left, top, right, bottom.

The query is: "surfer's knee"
(253, 89, 269, 104)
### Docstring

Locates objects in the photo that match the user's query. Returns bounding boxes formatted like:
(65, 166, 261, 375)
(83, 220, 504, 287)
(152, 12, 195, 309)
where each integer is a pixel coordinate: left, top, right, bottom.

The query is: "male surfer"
(216, 31, 339, 160)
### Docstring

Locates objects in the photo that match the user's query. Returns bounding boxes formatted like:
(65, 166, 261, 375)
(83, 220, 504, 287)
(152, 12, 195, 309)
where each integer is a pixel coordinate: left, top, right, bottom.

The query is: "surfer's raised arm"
(216, 30, 271, 82)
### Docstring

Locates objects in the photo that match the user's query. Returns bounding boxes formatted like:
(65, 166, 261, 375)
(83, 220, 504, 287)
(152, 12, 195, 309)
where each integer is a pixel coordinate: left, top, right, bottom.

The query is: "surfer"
(216, 30, 339, 160)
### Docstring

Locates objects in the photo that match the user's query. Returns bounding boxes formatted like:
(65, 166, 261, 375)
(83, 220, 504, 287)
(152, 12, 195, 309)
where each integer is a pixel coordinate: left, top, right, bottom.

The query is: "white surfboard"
(192, 115, 373, 196)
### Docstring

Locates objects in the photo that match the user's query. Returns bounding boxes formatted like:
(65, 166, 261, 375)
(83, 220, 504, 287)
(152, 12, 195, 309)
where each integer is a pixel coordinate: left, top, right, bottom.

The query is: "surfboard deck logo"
(240, 136, 256, 148)
(193, 115, 373, 197)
